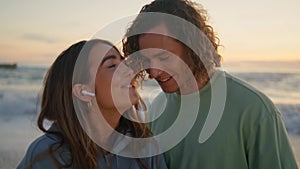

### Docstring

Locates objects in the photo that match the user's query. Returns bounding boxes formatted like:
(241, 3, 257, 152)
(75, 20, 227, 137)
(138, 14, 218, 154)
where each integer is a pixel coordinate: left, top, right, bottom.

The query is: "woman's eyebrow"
(100, 55, 117, 65)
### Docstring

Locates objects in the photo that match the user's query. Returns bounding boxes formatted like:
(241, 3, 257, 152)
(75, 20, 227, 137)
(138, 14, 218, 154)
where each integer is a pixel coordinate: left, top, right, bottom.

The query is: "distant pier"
(0, 63, 17, 69)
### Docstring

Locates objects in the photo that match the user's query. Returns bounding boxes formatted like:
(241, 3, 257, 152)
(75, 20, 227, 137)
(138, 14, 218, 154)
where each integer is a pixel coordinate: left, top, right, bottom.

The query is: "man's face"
(138, 23, 195, 94)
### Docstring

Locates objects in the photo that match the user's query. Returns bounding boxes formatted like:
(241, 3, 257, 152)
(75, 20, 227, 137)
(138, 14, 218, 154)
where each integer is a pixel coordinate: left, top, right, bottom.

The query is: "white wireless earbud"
(81, 90, 95, 97)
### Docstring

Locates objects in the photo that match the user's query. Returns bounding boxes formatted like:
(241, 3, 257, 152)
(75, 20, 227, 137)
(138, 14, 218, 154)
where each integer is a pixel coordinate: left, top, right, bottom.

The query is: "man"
(122, 0, 298, 168)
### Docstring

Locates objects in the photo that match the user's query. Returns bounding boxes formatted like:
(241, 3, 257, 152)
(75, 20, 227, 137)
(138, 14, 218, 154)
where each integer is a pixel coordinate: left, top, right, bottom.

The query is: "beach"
(0, 116, 41, 169)
(0, 64, 300, 168)
(0, 116, 299, 169)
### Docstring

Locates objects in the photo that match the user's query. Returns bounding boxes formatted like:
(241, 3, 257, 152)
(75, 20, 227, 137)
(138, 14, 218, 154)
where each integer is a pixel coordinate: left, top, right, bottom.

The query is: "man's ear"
(73, 84, 93, 102)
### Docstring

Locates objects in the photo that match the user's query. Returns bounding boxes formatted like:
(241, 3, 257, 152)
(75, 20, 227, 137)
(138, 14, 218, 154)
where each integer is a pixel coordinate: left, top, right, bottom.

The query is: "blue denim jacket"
(17, 124, 167, 169)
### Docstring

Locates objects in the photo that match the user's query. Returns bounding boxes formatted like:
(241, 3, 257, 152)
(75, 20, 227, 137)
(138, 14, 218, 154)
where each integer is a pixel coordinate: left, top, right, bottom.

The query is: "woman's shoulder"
(112, 131, 168, 169)
(17, 133, 62, 169)
(22, 132, 62, 162)
(28, 133, 60, 154)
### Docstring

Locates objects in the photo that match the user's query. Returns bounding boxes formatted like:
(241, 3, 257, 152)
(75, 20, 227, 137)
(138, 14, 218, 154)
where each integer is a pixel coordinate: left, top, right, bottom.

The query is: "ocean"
(0, 62, 300, 136)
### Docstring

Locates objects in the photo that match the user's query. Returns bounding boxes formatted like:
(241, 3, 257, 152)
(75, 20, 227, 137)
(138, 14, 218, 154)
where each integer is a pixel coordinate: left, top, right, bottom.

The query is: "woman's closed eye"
(101, 55, 121, 69)
(107, 64, 117, 68)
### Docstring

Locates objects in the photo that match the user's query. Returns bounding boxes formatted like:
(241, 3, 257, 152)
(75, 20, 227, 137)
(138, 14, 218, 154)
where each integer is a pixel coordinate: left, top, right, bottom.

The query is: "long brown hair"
(123, 0, 221, 81)
(28, 39, 152, 169)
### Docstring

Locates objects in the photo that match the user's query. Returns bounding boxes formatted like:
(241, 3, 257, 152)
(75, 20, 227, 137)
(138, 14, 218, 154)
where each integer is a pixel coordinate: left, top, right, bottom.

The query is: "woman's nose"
(125, 67, 134, 77)
(119, 62, 134, 78)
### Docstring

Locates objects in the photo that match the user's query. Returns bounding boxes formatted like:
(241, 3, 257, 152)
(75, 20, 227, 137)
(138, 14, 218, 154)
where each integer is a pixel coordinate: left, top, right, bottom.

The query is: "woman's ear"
(73, 84, 93, 102)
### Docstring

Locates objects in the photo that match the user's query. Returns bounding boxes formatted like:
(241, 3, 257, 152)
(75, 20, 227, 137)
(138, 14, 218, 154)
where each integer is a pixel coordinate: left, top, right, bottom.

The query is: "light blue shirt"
(17, 124, 167, 169)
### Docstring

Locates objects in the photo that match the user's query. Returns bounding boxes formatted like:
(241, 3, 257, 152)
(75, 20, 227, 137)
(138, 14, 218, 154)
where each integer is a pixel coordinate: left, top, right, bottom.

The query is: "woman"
(17, 39, 167, 169)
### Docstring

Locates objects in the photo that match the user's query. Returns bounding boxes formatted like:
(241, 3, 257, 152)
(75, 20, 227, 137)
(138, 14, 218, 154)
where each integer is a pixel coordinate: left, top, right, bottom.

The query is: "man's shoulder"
(224, 71, 278, 115)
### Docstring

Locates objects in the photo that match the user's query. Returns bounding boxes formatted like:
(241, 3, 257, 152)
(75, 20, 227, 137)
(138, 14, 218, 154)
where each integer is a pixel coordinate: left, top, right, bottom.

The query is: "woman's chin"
(129, 95, 139, 105)
(116, 96, 138, 112)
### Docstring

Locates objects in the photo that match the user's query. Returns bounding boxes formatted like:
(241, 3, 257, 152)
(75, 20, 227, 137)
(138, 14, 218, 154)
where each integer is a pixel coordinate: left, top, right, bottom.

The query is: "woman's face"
(88, 42, 139, 113)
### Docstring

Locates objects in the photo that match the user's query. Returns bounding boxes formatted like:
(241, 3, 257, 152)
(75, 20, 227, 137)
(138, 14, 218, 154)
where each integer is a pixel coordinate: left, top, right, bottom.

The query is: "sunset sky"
(0, 0, 299, 65)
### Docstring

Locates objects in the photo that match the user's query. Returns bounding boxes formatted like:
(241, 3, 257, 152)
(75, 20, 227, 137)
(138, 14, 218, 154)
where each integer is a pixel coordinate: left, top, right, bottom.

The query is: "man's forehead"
(138, 35, 180, 58)
(139, 48, 169, 58)
(139, 32, 178, 47)
(144, 22, 170, 36)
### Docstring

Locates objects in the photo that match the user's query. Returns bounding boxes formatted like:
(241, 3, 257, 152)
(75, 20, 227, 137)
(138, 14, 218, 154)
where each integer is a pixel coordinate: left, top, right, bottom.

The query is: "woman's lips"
(121, 84, 136, 89)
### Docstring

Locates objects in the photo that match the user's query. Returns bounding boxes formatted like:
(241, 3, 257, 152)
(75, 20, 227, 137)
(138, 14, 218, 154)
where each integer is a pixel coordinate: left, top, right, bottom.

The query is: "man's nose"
(146, 58, 164, 78)
(148, 68, 162, 79)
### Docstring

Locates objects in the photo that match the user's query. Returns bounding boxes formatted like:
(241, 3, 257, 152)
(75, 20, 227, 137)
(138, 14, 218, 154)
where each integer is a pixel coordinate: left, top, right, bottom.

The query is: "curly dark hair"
(123, 0, 222, 80)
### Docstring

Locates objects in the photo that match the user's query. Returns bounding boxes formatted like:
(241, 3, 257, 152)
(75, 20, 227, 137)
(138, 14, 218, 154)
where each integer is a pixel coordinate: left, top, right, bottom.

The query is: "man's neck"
(176, 69, 215, 95)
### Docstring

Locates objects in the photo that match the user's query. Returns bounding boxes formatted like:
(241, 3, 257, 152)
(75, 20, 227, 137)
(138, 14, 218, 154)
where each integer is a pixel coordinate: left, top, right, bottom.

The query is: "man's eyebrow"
(153, 51, 168, 58)
(100, 55, 117, 65)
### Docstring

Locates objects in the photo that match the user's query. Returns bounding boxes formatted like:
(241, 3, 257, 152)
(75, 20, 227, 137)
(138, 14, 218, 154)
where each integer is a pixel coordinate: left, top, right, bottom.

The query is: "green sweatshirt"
(149, 70, 298, 169)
